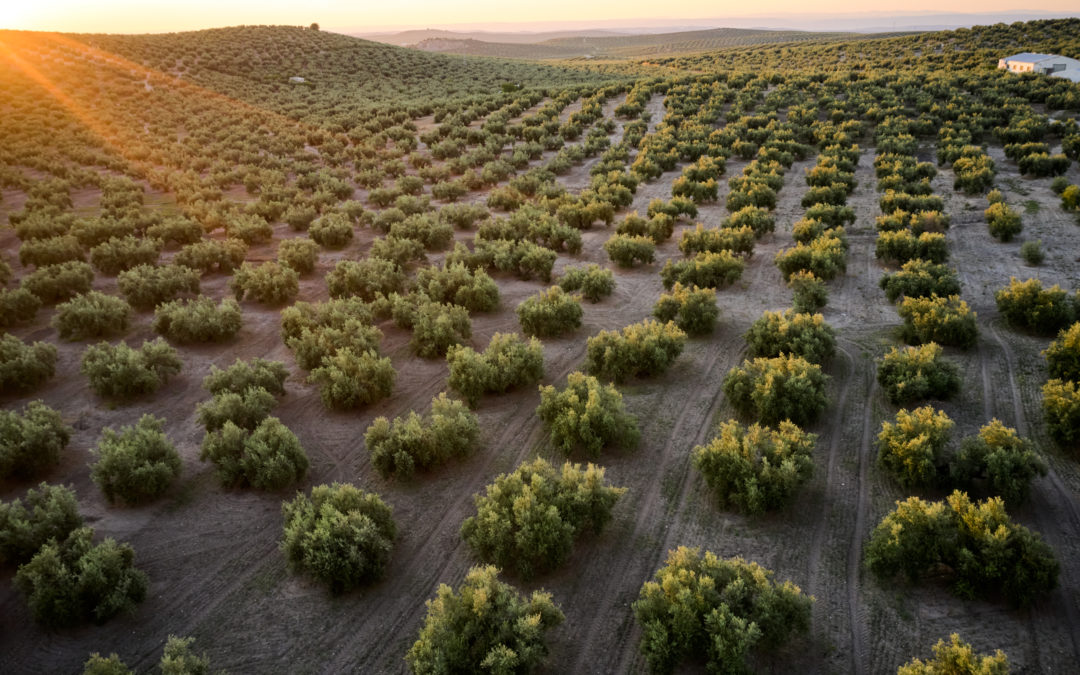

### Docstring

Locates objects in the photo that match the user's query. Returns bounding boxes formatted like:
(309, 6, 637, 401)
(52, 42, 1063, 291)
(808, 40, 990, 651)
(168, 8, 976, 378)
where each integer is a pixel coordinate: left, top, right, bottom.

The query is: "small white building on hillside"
(998, 52, 1080, 75)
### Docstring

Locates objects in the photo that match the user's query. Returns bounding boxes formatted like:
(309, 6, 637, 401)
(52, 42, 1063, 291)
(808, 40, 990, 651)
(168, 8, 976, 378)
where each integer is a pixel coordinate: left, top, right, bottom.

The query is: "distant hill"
(49, 26, 617, 109)
(357, 28, 628, 46)
(411, 38, 585, 59)
(406, 26, 867, 60)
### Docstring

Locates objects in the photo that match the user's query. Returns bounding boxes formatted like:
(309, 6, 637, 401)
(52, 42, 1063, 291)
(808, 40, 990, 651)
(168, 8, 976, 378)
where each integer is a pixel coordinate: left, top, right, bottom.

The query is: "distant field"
(411, 27, 885, 60)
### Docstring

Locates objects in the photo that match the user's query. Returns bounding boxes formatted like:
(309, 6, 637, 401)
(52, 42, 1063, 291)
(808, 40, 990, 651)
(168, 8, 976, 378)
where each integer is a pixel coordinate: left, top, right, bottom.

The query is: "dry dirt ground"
(1, 100, 1079, 674)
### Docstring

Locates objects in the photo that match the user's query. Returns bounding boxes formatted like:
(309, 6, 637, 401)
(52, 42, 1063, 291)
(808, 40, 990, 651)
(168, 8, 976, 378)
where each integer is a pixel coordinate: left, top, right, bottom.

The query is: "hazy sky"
(3, 0, 1078, 33)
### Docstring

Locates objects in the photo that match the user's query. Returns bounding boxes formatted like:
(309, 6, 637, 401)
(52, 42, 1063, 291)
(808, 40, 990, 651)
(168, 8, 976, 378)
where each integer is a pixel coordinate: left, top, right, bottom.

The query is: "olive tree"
(866, 491, 1057, 606)
(693, 420, 816, 514)
(633, 546, 812, 674)
(0, 401, 72, 480)
(537, 372, 640, 457)
(723, 355, 829, 426)
(15, 527, 148, 627)
(461, 458, 626, 578)
(91, 415, 181, 505)
(406, 565, 564, 674)
(0, 483, 82, 566)
(281, 483, 396, 592)
(365, 393, 479, 479)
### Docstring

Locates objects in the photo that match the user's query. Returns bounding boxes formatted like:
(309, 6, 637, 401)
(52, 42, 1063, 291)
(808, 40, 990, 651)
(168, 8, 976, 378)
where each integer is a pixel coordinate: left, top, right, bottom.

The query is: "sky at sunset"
(2, 1, 1078, 34)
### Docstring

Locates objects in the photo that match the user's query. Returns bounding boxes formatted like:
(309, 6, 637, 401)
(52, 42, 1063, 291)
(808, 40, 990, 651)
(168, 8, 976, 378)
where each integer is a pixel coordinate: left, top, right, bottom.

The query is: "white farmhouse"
(998, 52, 1080, 75)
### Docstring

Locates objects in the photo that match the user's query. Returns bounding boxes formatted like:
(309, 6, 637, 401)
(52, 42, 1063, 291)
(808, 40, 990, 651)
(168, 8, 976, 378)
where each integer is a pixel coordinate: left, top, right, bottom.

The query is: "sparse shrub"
(200, 417, 308, 489)
(866, 491, 1057, 606)
(19, 235, 84, 268)
(15, 526, 147, 627)
(517, 286, 583, 337)
(91, 415, 181, 505)
(693, 420, 816, 514)
(1046, 322, 1080, 383)
(365, 393, 479, 479)
(396, 298, 472, 358)
(196, 387, 277, 432)
(875, 230, 949, 265)
(616, 211, 675, 244)
(174, 238, 247, 274)
(723, 354, 829, 426)
(405, 565, 564, 674)
(725, 205, 775, 238)
(995, 277, 1075, 335)
(20, 260, 94, 303)
(633, 546, 812, 674)
(475, 239, 557, 281)
(461, 457, 626, 578)
(53, 291, 131, 340)
(371, 235, 426, 267)
(83, 653, 132, 675)
(0, 288, 42, 328)
(559, 264, 614, 302)
(281, 483, 396, 592)
(877, 343, 960, 405)
(277, 238, 319, 274)
(604, 233, 655, 267)
(661, 250, 744, 289)
(89, 236, 161, 275)
(159, 635, 213, 675)
(877, 406, 954, 488)
(1042, 378, 1080, 448)
(984, 202, 1022, 242)
(117, 264, 200, 311)
(438, 203, 488, 229)
(231, 261, 298, 305)
(0, 334, 57, 393)
(0, 401, 71, 480)
(203, 357, 288, 396)
(899, 295, 977, 349)
(415, 263, 499, 312)
(804, 203, 855, 227)
(585, 319, 687, 383)
(537, 371, 639, 457)
(81, 339, 182, 399)
(726, 182, 777, 211)
(389, 214, 454, 251)
(652, 283, 718, 335)
(225, 214, 273, 244)
(1017, 152, 1070, 177)
(284, 204, 318, 231)
(326, 258, 405, 300)
(745, 309, 835, 364)
(1020, 240, 1044, 265)
(446, 332, 544, 407)
(0, 483, 81, 566)
(950, 419, 1046, 505)
(775, 236, 846, 281)
(310, 213, 354, 249)
(788, 271, 828, 312)
(70, 218, 134, 249)
(679, 224, 755, 257)
(897, 634, 1009, 675)
(879, 260, 961, 303)
(153, 296, 242, 343)
(309, 349, 396, 410)
(1062, 184, 1080, 211)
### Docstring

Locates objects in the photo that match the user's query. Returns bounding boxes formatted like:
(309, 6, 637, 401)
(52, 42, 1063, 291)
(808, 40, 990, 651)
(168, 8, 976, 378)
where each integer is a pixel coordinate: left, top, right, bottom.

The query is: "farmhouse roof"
(1001, 53, 1058, 63)
(1050, 69, 1080, 83)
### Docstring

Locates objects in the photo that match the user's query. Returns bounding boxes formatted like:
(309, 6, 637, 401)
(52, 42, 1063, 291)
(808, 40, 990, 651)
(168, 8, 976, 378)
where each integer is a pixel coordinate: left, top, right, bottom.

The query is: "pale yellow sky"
(1, 1, 1076, 34)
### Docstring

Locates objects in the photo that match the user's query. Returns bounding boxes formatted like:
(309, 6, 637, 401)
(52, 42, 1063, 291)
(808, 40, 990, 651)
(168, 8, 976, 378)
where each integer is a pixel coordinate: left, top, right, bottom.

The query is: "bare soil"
(1, 110, 1079, 674)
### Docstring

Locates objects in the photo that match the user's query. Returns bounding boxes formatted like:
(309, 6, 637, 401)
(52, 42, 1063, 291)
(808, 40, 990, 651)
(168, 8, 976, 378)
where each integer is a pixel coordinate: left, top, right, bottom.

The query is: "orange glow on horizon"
(3, 1, 1079, 35)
